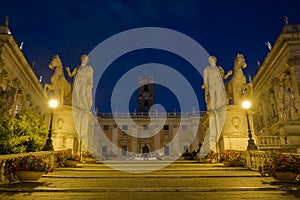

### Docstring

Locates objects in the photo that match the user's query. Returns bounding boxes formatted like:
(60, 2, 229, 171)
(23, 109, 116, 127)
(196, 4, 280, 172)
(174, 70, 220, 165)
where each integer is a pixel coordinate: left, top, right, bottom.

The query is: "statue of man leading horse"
(202, 53, 252, 109)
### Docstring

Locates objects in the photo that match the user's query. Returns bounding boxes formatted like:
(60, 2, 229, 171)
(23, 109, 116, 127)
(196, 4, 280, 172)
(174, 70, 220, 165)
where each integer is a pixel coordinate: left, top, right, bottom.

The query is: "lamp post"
(43, 99, 58, 151)
(242, 100, 258, 151)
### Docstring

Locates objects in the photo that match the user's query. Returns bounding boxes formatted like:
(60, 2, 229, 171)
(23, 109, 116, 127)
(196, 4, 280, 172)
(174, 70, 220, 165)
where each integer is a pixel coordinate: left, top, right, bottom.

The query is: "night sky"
(1, 0, 300, 112)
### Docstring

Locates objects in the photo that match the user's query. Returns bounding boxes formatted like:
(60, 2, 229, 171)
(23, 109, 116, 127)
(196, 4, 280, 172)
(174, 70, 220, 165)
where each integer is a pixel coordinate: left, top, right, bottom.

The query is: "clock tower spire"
(138, 72, 154, 113)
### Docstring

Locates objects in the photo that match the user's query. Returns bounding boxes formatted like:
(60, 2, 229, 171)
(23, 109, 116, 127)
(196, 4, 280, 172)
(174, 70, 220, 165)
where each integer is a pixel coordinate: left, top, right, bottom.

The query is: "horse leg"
(61, 82, 72, 106)
(233, 85, 242, 105)
(44, 84, 51, 98)
(225, 81, 232, 105)
(61, 89, 64, 105)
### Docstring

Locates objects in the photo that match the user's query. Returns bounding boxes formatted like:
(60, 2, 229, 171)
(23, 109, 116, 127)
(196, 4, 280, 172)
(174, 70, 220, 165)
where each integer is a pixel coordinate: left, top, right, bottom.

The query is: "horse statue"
(44, 55, 72, 105)
(225, 53, 251, 105)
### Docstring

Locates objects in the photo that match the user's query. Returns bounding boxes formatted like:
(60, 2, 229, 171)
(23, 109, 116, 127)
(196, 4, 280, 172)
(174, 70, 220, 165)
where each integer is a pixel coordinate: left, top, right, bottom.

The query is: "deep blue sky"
(1, 0, 300, 112)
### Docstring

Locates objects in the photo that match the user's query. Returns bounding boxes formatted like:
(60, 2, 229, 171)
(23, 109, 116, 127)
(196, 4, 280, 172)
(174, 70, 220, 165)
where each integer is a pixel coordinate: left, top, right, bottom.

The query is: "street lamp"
(242, 100, 258, 151)
(43, 99, 58, 151)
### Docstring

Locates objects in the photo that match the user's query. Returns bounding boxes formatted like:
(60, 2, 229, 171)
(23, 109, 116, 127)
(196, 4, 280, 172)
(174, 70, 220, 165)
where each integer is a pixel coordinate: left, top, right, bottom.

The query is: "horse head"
(49, 55, 62, 70)
(234, 53, 247, 69)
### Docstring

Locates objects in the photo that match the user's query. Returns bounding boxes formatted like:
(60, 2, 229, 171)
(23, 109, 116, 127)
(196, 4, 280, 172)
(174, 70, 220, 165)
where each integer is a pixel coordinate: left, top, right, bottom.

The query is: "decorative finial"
(284, 16, 289, 25)
(265, 42, 272, 51)
(32, 60, 35, 69)
(5, 16, 9, 27)
(248, 74, 252, 83)
(19, 42, 24, 50)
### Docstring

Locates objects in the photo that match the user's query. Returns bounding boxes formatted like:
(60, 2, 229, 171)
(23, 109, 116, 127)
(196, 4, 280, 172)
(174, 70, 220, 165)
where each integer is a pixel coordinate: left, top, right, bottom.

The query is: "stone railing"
(242, 151, 270, 170)
(0, 151, 62, 184)
(98, 111, 206, 118)
(242, 151, 300, 170)
(257, 136, 281, 147)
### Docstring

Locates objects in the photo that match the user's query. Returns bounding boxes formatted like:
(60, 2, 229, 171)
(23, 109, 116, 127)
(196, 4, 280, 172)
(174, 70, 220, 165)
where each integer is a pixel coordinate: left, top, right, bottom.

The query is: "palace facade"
(96, 73, 204, 159)
(0, 18, 46, 115)
(252, 23, 300, 152)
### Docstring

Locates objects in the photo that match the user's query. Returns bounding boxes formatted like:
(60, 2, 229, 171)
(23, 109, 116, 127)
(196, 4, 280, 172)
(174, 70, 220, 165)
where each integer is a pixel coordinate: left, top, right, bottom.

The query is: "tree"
(0, 110, 47, 154)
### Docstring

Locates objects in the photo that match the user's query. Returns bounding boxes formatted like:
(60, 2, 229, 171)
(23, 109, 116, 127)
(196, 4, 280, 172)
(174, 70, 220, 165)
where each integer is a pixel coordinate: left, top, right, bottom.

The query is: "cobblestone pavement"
(0, 161, 300, 200)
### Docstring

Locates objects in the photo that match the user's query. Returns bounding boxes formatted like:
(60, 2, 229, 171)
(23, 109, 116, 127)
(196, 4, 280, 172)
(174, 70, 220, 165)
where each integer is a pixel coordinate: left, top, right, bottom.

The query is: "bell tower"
(138, 73, 154, 112)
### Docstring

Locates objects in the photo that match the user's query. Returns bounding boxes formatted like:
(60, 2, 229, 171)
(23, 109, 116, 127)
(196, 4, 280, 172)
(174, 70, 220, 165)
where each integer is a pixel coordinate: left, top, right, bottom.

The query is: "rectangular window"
(183, 145, 189, 153)
(182, 125, 188, 130)
(122, 125, 128, 130)
(103, 125, 109, 131)
(122, 146, 127, 156)
(102, 146, 107, 156)
(163, 125, 169, 130)
(164, 146, 170, 155)
(143, 125, 149, 130)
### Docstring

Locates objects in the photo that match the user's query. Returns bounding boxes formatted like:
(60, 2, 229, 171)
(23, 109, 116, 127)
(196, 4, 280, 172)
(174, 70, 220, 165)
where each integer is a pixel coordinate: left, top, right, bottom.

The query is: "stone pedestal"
(72, 108, 97, 155)
(218, 105, 257, 151)
(52, 106, 96, 154)
(51, 106, 78, 151)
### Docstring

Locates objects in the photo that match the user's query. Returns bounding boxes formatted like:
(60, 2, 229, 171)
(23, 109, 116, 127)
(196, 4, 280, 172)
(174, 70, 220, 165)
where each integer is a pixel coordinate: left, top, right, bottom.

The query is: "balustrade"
(98, 111, 206, 118)
(257, 136, 281, 147)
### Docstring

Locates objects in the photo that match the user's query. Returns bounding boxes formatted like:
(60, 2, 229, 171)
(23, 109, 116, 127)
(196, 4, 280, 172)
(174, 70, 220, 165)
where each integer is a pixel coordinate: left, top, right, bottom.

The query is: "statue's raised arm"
(66, 66, 79, 78)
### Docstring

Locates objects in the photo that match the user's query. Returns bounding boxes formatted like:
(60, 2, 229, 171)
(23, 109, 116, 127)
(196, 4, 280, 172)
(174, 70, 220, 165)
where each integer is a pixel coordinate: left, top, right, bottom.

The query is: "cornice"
(253, 25, 300, 95)
(0, 33, 47, 113)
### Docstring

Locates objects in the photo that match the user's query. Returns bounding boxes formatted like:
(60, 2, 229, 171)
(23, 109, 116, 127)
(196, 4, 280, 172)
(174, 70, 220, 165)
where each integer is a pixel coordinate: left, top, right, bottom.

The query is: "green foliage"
(0, 110, 47, 154)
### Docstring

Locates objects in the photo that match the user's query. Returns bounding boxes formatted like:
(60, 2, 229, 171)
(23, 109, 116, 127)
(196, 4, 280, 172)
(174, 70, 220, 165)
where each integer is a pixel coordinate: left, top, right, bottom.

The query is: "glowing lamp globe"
(242, 100, 251, 109)
(49, 99, 58, 108)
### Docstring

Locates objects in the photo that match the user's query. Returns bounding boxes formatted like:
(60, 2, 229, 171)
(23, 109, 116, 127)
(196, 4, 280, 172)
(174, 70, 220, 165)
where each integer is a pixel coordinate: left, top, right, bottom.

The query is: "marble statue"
(284, 16, 289, 25)
(44, 55, 72, 105)
(202, 56, 230, 110)
(67, 55, 93, 111)
(280, 73, 299, 120)
(200, 56, 227, 158)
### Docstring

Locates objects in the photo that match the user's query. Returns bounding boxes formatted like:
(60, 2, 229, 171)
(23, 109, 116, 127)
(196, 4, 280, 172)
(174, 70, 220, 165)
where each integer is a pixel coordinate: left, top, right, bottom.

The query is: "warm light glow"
(242, 100, 251, 109)
(49, 99, 58, 108)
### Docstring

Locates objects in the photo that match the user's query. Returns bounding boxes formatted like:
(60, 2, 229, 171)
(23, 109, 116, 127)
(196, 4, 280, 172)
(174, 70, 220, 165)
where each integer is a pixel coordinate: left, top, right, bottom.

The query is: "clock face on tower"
(142, 91, 150, 100)
(138, 80, 154, 113)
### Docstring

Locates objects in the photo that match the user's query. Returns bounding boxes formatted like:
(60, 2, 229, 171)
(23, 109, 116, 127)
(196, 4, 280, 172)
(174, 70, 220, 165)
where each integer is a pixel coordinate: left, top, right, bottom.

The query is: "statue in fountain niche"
(66, 55, 93, 111)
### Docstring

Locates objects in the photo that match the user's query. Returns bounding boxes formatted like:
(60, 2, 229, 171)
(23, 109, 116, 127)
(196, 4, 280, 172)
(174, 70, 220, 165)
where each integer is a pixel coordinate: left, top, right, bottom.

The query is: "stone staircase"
(0, 161, 300, 200)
